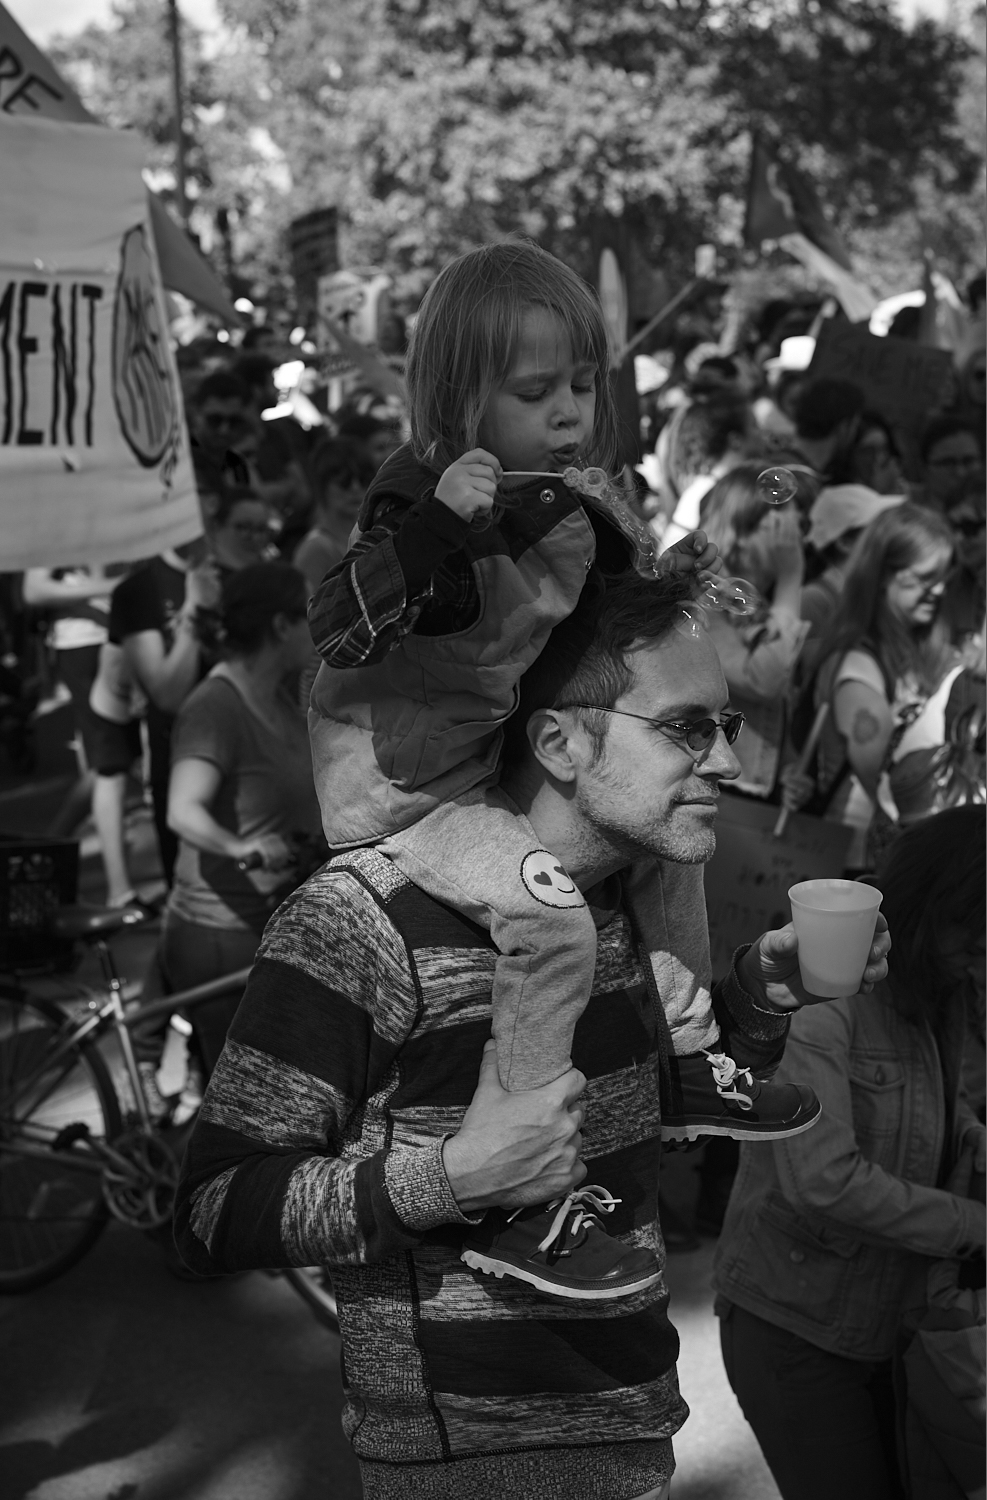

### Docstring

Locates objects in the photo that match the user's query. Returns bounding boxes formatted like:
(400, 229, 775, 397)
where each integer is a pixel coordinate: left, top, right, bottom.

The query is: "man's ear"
(525, 708, 588, 783)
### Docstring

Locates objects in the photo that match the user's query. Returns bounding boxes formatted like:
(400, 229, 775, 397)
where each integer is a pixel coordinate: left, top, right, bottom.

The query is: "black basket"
(0, 838, 79, 972)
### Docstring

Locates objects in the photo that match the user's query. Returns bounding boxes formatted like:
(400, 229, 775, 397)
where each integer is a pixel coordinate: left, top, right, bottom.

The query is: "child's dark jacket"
(307, 444, 635, 846)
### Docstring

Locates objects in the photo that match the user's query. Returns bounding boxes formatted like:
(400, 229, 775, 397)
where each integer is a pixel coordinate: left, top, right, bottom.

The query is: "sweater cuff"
(384, 1137, 484, 1231)
(391, 498, 472, 596)
(721, 943, 791, 1043)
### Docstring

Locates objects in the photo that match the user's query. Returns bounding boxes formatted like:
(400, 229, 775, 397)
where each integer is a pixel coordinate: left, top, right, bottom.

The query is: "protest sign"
(705, 796, 853, 979)
(807, 317, 954, 422)
(0, 113, 200, 569)
(289, 207, 339, 323)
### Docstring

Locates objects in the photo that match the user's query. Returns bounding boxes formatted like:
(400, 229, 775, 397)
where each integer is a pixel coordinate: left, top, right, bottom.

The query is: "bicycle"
(0, 902, 339, 1331)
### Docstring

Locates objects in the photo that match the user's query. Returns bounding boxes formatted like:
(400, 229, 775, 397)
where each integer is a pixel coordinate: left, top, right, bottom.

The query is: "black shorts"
(88, 712, 142, 777)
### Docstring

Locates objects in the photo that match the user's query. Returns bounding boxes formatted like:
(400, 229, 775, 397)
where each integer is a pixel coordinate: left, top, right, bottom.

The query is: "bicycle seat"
(52, 904, 147, 942)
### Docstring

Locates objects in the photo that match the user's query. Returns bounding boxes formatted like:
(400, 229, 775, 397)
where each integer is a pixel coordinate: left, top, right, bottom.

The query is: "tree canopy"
(51, 0, 985, 313)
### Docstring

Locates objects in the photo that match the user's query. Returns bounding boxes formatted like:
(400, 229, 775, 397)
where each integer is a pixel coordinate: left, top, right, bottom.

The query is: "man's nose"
(698, 728, 741, 781)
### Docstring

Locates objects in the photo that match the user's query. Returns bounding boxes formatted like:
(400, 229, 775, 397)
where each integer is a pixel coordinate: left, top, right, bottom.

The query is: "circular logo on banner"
(112, 224, 178, 468)
(520, 850, 586, 909)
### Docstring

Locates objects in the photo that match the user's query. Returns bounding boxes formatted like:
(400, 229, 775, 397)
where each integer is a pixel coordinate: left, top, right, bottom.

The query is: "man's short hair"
(503, 572, 695, 766)
(195, 371, 253, 407)
(919, 415, 982, 466)
(793, 378, 865, 441)
(232, 353, 277, 394)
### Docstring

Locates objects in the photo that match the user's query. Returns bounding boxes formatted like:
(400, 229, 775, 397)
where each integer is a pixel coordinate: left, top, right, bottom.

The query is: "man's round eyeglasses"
(560, 705, 745, 755)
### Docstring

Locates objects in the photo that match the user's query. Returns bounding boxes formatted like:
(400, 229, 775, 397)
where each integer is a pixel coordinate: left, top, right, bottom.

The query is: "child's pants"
(379, 785, 719, 1092)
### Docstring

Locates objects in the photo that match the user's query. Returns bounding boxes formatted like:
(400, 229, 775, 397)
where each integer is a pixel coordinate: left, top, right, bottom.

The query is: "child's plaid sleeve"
(307, 498, 471, 669)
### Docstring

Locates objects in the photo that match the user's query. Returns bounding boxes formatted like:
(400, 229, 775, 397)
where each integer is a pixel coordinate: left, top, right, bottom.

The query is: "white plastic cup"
(788, 879, 883, 997)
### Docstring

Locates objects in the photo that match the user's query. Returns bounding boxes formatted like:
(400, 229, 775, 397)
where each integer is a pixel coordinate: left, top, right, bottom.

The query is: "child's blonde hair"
(407, 239, 620, 476)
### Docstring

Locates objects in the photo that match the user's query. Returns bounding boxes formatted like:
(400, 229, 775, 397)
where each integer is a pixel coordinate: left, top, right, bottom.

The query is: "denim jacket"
(713, 986, 986, 1361)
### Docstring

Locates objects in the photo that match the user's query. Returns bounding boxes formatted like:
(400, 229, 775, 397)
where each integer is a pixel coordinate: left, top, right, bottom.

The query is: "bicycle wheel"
(0, 995, 121, 1291)
(283, 1266, 340, 1333)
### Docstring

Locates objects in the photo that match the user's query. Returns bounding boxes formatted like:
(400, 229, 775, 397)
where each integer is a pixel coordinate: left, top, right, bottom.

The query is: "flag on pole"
(745, 137, 877, 324)
(0, 0, 240, 326)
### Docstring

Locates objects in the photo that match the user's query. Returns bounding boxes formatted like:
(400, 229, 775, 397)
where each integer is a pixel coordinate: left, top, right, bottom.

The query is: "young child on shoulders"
(308, 240, 819, 1302)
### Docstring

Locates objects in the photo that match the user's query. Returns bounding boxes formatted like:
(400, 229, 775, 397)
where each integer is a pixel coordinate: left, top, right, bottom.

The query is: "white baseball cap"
(807, 485, 905, 551)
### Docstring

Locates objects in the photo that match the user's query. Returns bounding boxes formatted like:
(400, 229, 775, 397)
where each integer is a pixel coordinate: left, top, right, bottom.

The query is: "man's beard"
(573, 760, 719, 869)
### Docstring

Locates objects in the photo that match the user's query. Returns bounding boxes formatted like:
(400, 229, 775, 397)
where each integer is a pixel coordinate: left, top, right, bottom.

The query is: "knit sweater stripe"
(174, 848, 691, 1474)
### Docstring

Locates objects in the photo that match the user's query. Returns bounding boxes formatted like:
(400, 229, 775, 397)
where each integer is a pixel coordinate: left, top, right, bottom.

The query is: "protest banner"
(0, 113, 200, 569)
(808, 317, 954, 422)
(0, 2, 238, 325)
(705, 795, 853, 979)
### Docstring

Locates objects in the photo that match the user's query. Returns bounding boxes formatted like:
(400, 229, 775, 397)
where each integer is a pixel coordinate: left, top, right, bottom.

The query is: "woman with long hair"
(697, 460, 809, 798)
(807, 502, 958, 867)
(163, 562, 324, 1075)
(714, 805, 986, 1500)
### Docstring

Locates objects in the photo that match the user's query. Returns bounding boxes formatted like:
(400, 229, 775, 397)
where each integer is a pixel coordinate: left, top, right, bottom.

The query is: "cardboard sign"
(0, 113, 200, 568)
(289, 207, 339, 321)
(808, 317, 954, 421)
(705, 795, 853, 979)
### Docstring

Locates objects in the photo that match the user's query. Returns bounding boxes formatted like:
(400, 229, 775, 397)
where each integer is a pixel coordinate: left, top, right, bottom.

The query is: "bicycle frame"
(2, 953, 252, 1174)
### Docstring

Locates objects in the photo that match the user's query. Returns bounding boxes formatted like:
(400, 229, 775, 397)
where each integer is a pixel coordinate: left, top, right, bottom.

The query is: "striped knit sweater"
(175, 847, 789, 1499)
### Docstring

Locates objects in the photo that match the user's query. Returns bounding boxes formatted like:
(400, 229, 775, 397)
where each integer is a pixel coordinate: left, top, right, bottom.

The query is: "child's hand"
(657, 530, 723, 578)
(435, 449, 503, 522)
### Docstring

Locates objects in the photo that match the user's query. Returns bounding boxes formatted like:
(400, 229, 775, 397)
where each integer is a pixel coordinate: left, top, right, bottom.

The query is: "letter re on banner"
(0, 113, 201, 568)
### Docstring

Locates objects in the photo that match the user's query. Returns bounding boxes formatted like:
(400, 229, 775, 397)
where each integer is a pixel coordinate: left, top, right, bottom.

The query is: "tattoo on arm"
(851, 709, 882, 746)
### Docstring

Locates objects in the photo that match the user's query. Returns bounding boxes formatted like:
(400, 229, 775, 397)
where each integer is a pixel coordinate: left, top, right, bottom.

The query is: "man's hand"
(737, 915, 891, 1013)
(657, 529, 723, 578)
(434, 449, 503, 522)
(442, 1039, 586, 1213)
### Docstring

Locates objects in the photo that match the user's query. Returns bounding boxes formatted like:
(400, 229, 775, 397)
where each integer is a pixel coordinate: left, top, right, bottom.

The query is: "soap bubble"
(673, 603, 709, 640)
(701, 575, 761, 618)
(756, 466, 798, 506)
(562, 465, 609, 498)
(581, 467, 609, 496)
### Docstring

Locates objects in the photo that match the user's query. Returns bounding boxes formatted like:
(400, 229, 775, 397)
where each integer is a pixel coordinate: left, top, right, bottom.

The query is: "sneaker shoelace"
(704, 1050, 755, 1111)
(508, 1185, 622, 1256)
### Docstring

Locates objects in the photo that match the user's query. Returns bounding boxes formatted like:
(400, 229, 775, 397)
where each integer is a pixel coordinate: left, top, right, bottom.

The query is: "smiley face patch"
(520, 850, 586, 909)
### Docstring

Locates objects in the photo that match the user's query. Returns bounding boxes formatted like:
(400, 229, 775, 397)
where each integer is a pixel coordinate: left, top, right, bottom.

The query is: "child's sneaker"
(660, 1051, 820, 1143)
(461, 1185, 661, 1301)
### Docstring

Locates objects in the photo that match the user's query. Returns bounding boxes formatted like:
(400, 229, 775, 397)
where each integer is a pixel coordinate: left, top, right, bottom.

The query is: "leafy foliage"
(50, 0, 985, 311)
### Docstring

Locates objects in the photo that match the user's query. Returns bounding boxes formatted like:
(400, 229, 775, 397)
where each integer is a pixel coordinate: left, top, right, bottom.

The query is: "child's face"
(477, 307, 597, 473)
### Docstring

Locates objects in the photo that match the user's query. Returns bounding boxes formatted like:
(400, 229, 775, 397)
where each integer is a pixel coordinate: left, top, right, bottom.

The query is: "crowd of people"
(3, 243, 984, 1500)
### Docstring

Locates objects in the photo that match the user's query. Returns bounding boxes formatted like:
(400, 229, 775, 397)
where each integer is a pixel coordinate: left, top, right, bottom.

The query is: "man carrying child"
(176, 567, 889, 1500)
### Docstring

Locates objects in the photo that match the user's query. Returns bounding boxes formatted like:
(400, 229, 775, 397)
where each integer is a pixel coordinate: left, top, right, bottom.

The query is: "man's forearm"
(176, 1120, 474, 1275)
(712, 944, 790, 1075)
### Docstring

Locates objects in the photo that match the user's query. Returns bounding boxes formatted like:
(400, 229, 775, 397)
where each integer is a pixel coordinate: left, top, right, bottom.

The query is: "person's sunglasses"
(560, 705, 745, 755)
(951, 517, 986, 538)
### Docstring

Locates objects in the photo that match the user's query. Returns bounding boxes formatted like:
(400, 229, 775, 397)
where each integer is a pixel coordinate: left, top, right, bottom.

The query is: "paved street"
(0, 1222, 777, 1500)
